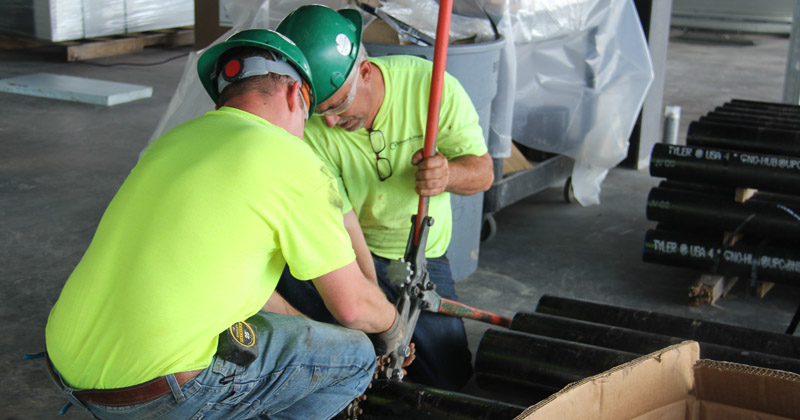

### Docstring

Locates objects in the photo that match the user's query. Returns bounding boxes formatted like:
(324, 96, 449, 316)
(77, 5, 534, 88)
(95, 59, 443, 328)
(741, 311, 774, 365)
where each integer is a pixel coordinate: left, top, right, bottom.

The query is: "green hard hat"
(276, 5, 363, 105)
(197, 29, 316, 116)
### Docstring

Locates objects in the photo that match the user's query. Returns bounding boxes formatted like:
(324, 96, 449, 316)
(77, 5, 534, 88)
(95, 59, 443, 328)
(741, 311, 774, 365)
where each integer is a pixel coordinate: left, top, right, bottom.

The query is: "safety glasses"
(318, 67, 359, 115)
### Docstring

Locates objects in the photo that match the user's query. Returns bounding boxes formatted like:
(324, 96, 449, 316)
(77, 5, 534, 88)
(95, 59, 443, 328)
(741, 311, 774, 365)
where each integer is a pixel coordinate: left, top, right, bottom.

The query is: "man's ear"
(360, 59, 372, 82)
(287, 81, 302, 113)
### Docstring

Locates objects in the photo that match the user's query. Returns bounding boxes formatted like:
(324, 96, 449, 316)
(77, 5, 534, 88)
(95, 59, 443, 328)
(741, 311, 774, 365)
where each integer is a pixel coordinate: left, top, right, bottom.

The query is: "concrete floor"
(2, 28, 799, 419)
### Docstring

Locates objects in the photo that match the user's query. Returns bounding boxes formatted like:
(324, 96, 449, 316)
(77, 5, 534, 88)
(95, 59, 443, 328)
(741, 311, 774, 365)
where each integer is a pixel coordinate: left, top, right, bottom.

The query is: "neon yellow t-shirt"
(45, 107, 355, 389)
(304, 55, 487, 259)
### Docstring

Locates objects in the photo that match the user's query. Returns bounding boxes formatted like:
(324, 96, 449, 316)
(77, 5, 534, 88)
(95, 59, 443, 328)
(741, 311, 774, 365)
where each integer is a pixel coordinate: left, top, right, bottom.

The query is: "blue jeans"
(50, 312, 376, 420)
(276, 255, 473, 391)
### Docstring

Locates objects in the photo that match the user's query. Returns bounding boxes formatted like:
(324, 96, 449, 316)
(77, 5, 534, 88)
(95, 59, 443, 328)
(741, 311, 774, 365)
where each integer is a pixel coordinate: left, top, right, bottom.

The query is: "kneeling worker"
(44, 29, 406, 420)
(275, 5, 493, 391)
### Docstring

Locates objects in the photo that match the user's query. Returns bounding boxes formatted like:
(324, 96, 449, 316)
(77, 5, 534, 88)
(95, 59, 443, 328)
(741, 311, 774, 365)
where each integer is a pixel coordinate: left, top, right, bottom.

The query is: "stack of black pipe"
(473, 294, 800, 405)
(645, 98, 800, 285)
(358, 380, 526, 420)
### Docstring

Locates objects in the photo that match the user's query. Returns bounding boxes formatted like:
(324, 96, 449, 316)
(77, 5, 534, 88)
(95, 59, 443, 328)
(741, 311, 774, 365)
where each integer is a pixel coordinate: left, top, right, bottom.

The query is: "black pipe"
(714, 105, 800, 118)
(536, 294, 800, 358)
(750, 191, 800, 209)
(509, 312, 800, 374)
(713, 106, 800, 119)
(359, 380, 526, 420)
(710, 106, 800, 125)
(687, 120, 800, 157)
(657, 180, 735, 198)
(470, 375, 560, 408)
(707, 110, 800, 127)
(642, 228, 800, 287)
(716, 105, 800, 119)
(700, 115, 800, 131)
(720, 103, 800, 117)
(474, 329, 640, 392)
(730, 98, 800, 109)
(649, 143, 800, 194)
(726, 99, 800, 114)
(646, 187, 800, 242)
(657, 180, 800, 210)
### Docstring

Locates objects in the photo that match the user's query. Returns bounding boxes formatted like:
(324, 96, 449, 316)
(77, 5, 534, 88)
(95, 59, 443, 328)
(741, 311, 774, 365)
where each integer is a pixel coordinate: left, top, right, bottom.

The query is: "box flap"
(515, 342, 699, 420)
(694, 359, 800, 419)
(694, 400, 796, 420)
(629, 399, 689, 420)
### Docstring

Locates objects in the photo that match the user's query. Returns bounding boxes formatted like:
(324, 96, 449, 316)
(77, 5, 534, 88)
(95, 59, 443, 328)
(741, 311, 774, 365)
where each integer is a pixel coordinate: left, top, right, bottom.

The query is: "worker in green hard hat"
(45, 28, 407, 420)
(275, 5, 494, 391)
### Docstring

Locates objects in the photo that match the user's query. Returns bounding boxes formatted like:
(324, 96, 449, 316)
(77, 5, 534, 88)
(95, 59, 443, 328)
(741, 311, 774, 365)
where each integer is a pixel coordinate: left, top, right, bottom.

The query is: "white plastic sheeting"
(147, 0, 653, 205)
(496, 0, 654, 205)
(376, 0, 496, 44)
(0, 0, 194, 42)
(388, 0, 654, 205)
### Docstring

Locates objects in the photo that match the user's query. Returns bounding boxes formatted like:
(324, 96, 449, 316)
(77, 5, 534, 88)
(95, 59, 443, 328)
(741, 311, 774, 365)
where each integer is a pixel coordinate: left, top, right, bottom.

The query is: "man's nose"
(324, 114, 340, 127)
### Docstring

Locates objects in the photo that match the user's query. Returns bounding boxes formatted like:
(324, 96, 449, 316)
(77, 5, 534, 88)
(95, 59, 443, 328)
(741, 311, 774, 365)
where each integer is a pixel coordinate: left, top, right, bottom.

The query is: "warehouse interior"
(2, 0, 800, 419)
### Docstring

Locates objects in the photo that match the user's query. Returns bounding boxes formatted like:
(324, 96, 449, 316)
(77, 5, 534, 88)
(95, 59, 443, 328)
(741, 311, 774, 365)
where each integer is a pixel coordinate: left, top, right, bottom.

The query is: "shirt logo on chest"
(390, 135, 422, 150)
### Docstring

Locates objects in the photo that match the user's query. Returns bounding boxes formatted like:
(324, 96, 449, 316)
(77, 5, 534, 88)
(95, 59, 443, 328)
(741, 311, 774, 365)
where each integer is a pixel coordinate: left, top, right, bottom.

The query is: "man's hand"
(402, 343, 416, 368)
(375, 342, 416, 380)
(411, 149, 449, 197)
(368, 309, 408, 357)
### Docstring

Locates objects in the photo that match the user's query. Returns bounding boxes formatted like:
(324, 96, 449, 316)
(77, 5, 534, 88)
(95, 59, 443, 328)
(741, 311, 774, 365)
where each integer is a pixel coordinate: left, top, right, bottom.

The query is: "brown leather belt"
(46, 355, 203, 407)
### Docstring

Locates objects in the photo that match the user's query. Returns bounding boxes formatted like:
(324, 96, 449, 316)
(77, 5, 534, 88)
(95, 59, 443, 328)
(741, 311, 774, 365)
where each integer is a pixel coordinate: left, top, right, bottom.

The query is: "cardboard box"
(517, 341, 800, 420)
(362, 18, 402, 45)
(502, 143, 534, 175)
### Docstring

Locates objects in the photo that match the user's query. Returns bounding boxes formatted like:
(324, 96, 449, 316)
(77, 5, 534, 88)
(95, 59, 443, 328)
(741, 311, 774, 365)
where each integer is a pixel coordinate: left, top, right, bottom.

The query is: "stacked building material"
(644, 99, 800, 294)
(473, 295, 800, 405)
(0, 0, 193, 42)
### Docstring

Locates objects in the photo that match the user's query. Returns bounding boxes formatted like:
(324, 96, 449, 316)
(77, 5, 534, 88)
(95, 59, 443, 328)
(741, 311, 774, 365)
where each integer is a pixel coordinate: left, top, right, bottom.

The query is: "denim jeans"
(276, 255, 473, 391)
(50, 312, 376, 420)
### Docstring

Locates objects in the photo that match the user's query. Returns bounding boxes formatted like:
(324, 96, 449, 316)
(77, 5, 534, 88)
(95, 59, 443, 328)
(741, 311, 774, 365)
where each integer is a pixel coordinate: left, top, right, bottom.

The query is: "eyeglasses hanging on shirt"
(368, 129, 392, 181)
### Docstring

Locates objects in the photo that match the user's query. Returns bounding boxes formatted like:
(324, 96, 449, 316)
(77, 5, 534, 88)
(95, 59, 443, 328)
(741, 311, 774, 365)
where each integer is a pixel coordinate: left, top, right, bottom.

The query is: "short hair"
(216, 47, 298, 107)
(352, 43, 369, 76)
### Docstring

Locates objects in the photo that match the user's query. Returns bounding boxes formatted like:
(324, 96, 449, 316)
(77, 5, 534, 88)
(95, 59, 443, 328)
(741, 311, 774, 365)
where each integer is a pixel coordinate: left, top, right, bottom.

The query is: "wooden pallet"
(689, 274, 738, 306)
(688, 187, 774, 306)
(0, 27, 194, 62)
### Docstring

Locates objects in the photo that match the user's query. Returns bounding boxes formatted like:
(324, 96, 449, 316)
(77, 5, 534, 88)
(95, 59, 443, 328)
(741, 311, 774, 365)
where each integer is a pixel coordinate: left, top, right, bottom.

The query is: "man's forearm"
(343, 210, 378, 284)
(313, 261, 396, 333)
(446, 153, 494, 195)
